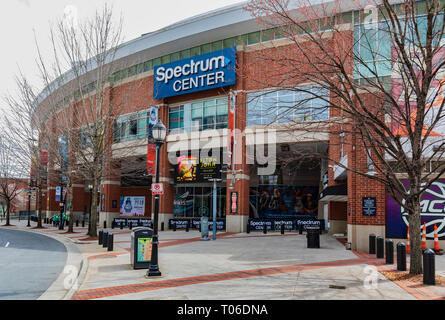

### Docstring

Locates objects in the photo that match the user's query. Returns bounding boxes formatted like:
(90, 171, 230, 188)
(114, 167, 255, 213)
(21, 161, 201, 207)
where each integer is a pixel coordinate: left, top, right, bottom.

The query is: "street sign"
(151, 183, 164, 195)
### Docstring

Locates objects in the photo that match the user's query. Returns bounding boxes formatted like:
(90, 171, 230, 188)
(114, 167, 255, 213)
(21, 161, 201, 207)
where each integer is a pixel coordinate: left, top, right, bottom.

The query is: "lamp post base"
(146, 268, 162, 277)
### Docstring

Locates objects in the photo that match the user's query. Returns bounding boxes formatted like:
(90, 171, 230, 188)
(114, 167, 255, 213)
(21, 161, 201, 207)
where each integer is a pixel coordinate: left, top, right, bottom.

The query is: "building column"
(99, 171, 121, 227)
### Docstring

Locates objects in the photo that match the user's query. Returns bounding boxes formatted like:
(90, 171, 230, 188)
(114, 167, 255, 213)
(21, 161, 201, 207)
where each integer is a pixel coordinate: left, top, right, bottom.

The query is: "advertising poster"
(252, 186, 319, 219)
(137, 237, 152, 262)
(198, 156, 221, 182)
(120, 196, 145, 216)
(387, 180, 445, 239)
(176, 155, 198, 182)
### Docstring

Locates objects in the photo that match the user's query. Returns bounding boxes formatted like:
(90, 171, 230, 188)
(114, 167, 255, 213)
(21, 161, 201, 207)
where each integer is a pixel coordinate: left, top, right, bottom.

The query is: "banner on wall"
(386, 180, 445, 239)
(120, 196, 145, 216)
(252, 186, 319, 219)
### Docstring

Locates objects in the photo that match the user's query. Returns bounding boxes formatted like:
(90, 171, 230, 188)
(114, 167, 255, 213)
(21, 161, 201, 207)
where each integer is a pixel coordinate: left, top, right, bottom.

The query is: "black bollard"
(281, 223, 285, 235)
(120, 221, 123, 229)
(397, 242, 407, 271)
(98, 230, 103, 245)
(246, 221, 250, 234)
(82, 219, 85, 228)
(186, 221, 189, 232)
(369, 234, 376, 254)
(129, 222, 132, 230)
(107, 233, 114, 251)
(385, 239, 394, 264)
(263, 222, 267, 234)
(173, 222, 176, 232)
(299, 223, 303, 235)
(423, 249, 435, 285)
(102, 231, 108, 248)
(111, 221, 115, 229)
(161, 222, 164, 231)
(376, 236, 384, 259)
(104, 221, 107, 229)
(76, 220, 79, 227)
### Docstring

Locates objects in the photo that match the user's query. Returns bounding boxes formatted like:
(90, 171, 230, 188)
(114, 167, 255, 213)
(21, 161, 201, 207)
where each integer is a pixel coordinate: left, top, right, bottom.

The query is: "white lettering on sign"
(156, 56, 227, 84)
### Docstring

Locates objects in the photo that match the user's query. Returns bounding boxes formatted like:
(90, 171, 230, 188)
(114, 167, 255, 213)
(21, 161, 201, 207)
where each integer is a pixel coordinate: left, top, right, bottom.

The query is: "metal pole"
(213, 179, 217, 240)
(148, 142, 162, 277)
(27, 191, 31, 227)
(87, 188, 92, 235)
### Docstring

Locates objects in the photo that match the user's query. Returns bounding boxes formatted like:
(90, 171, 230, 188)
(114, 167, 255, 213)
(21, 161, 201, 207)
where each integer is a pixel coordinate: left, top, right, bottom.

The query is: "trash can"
(130, 227, 154, 269)
(306, 226, 320, 248)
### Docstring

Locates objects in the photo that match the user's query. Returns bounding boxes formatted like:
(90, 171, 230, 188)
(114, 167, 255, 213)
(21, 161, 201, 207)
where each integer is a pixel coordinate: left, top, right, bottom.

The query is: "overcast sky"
(0, 0, 245, 110)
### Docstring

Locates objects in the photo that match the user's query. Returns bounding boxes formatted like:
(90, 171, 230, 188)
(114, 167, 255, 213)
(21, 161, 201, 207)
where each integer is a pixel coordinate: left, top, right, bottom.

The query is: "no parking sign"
(151, 183, 164, 195)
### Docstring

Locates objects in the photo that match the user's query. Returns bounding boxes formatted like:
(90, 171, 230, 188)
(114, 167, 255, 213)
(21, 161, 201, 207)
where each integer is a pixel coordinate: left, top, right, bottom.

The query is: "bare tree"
(0, 134, 25, 226)
(32, 4, 145, 237)
(3, 72, 48, 228)
(246, 0, 445, 274)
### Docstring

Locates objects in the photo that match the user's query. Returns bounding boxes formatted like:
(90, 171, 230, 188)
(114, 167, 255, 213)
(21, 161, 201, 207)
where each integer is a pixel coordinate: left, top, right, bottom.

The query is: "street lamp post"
(147, 119, 166, 277)
(59, 185, 64, 230)
(27, 188, 31, 227)
(87, 184, 93, 235)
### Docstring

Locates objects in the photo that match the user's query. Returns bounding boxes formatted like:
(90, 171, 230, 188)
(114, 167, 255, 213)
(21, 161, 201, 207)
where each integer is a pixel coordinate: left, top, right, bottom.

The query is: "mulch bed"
(380, 270, 445, 285)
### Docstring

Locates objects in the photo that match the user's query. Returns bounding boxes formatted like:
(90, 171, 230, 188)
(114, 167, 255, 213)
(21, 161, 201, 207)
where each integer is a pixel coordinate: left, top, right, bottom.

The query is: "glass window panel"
(212, 41, 222, 51)
(190, 46, 201, 57)
(261, 29, 274, 42)
(247, 31, 260, 45)
(223, 37, 236, 48)
(180, 49, 190, 59)
(152, 58, 161, 67)
(201, 43, 212, 54)
(170, 52, 180, 62)
(161, 55, 170, 64)
(216, 104, 228, 116)
(144, 60, 152, 71)
(136, 63, 144, 74)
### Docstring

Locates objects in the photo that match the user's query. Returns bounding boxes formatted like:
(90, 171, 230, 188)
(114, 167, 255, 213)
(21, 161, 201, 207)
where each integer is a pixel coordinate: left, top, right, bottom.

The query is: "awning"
(319, 184, 347, 202)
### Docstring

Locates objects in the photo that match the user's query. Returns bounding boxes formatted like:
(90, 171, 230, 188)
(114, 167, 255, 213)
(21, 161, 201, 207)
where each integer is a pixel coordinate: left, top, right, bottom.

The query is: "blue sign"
(153, 47, 236, 99)
(362, 197, 376, 216)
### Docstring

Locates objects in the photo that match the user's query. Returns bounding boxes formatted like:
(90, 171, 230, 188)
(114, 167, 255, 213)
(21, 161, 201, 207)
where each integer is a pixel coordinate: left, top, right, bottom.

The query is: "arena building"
(32, 0, 445, 252)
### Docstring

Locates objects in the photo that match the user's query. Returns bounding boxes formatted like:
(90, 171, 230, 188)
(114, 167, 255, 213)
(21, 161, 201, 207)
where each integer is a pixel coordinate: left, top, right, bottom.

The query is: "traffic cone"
(421, 222, 427, 251)
(407, 227, 410, 254)
(433, 223, 442, 255)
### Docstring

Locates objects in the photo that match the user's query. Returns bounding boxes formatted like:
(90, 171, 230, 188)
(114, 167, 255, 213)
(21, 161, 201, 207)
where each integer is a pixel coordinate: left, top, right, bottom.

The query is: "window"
(169, 97, 228, 133)
(114, 110, 153, 143)
(144, 60, 153, 71)
(247, 87, 330, 126)
(247, 31, 260, 45)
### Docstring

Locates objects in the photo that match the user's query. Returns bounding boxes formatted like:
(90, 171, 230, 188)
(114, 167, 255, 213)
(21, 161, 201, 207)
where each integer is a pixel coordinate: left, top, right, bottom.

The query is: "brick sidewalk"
(4, 218, 445, 300)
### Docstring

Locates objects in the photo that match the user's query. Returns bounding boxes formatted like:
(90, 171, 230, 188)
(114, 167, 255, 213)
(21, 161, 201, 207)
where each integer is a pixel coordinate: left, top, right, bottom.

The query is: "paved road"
(0, 228, 67, 299)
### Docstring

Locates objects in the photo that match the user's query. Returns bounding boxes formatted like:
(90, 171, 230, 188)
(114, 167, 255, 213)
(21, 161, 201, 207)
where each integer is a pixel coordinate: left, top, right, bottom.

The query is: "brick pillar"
(225, 91, 250, 233)
(99, 161, 121, 227)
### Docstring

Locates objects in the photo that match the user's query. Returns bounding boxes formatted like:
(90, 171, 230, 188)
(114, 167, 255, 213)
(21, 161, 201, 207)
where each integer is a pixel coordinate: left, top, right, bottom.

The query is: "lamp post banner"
(386, 180, 445, 239)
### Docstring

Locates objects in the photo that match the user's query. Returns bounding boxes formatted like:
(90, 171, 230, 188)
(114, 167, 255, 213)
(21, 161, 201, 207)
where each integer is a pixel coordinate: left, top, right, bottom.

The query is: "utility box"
(130, 227, 154, 269)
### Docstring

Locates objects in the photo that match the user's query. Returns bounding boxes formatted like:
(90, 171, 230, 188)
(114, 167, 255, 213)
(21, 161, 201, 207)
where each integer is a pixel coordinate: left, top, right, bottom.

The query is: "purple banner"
(386, 180, 445, 239)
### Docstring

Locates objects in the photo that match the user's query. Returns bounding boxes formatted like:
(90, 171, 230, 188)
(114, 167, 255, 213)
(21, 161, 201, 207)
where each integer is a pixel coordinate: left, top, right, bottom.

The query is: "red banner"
(228, 92, 236, 169)
(147, 144, 156, 176)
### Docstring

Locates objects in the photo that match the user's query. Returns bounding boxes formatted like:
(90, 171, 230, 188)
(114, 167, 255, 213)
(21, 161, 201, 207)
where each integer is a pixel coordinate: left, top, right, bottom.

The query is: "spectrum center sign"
(153, 47, 236, 99)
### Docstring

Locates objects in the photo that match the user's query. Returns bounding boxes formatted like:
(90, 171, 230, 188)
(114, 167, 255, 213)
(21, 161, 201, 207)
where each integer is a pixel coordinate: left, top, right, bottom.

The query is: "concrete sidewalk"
(3, 218, 445, 300)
